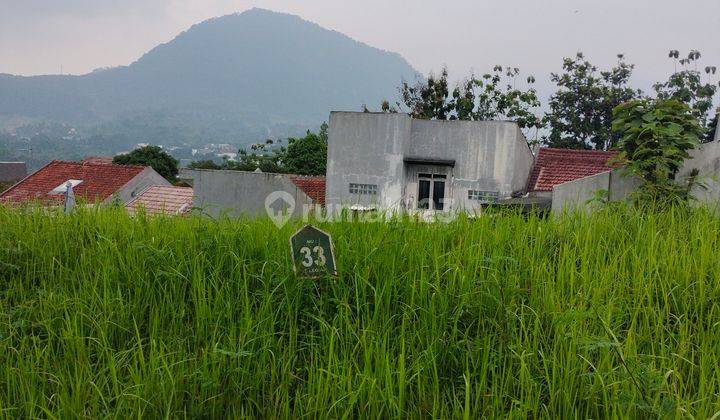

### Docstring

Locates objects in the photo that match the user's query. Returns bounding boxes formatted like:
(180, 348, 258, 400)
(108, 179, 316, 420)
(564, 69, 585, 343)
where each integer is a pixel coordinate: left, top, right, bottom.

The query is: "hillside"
(0, 8, 418, 145)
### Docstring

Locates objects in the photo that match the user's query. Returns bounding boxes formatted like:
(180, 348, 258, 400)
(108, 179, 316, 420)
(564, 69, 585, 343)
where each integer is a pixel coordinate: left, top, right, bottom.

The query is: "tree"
(113, 145, 179, 181)
(396, 68, 455, 120)
(654, 50, 718, 136)
(381, 66, 543, 140)
(284, 125, 328, 175)
(707, 112, 719, 142)
(231, 139, 287, 173)
(186, 123, 329, 175)
(544, 53, 643, 150)
(284, 134, 325, 175)
(612, 99, 703, 204)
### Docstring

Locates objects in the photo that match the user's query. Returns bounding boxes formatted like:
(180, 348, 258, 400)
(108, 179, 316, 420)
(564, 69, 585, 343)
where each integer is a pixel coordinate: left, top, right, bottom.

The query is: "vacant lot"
(0, 206, 719, 417)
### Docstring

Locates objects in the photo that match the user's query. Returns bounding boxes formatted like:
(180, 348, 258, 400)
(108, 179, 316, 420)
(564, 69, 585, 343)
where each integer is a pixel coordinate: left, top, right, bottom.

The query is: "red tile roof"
(126, 186, 194, 216)
(0, 160, 146, 204)
(527, 148, 618, 192)
(289, 175, 326, 205)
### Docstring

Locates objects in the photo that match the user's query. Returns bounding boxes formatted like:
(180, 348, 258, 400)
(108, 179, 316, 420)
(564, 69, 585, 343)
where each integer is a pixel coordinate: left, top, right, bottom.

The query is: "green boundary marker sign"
(290, 225, 337, 278)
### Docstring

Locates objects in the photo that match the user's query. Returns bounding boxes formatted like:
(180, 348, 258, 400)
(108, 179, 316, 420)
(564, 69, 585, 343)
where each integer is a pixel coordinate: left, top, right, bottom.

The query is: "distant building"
(525, 148, 618, 199)
(325, 112, 534, 213)
(0, 160, 169, 206)
(0, 162, 27, 184)
(551, 136, 720, 213)
(82, 156, 114, 165)
(180, 168, 324, 218)
(126, 186, 194, 216)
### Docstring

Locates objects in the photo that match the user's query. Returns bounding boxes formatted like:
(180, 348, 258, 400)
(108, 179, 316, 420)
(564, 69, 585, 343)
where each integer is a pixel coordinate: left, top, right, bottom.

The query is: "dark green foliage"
(397, 68, 455, 120)
(284, 123, 328, 175)
(612, 99, 703, 204)
(706, 112, 719, 142)
(654, 50, 718, 133)
(383, 66, 542, 139)
(188, 124, 328, 175)
(113, 145, 179, 181)
(544, 53, 643, 150)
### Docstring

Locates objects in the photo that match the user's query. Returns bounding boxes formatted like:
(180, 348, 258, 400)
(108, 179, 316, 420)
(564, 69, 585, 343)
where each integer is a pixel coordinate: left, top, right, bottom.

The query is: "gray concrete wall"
(552, 171, 611, 214)
(551, 169, 640, 214)
(109, 167, 171, 205)
(180, 169, 314, 218)
(607, 170, 642, 202)
(551, 139, 720, 214)
(679, 140, 720, 208)
(326, 112, 410, 210)
(325, 112, 533, 212)
(408, 120, 533, 211)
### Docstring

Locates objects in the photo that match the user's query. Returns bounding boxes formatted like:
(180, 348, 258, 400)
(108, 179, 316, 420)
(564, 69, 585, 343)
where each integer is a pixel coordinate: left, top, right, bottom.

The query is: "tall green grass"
(1, 205, 719, 418)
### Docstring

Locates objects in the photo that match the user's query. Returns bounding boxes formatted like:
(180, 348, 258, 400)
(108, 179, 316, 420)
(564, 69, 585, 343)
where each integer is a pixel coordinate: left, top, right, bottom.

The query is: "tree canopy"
(113, 145, 179, 181)
(654, 50, 718, 135)
(612, 99, 704, 204)
(188, 124, 328, 176)
(380, 66, 543, 141)
(543, 53, 643, 150)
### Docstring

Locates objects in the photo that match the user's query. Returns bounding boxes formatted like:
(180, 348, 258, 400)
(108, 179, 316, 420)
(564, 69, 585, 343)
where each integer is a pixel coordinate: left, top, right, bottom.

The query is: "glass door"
(417, 173, 447, 211)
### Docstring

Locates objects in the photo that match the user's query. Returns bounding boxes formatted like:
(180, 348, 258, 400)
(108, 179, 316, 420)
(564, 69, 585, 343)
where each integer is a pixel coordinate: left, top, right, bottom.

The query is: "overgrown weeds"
(0, 205, 719, 417)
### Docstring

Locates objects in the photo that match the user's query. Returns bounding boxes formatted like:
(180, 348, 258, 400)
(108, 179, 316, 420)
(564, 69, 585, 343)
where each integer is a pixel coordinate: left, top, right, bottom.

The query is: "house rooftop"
(527, 148, 618, 192)
(0, 160, 146, 204)
(0, 162, 27, 183)
(126, 186, 194, 216)
(289, 175, 326, 206)
(82, 156, 114, 165)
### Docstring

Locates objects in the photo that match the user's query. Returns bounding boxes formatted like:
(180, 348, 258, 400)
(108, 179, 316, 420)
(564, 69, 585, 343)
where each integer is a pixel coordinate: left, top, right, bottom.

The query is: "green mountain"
(0, 8, 418, 146)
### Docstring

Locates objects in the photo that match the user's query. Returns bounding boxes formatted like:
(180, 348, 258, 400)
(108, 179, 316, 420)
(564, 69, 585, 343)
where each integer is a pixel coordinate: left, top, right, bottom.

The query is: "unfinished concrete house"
(325, 112, 534, 213)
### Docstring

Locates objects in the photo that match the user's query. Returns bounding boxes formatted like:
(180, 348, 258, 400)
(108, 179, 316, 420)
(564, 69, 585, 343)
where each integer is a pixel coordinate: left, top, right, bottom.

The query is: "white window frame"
(349, 183, 378, 195)
(468, 190, 499, 203)
(50, 179, 83, 194)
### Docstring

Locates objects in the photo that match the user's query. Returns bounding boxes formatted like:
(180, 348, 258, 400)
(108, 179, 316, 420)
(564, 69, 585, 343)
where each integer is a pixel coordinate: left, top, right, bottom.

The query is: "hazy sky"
(2, 0, 719, 98)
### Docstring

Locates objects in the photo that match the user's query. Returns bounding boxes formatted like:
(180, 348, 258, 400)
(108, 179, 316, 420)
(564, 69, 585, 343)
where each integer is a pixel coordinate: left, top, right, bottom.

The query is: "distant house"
(326, 112, 534, 213)
(0, 160, 169, 206)
(324, 112, 635, 214)
(288, 175, 326, 206)
(126, 186, 194, 216)
(525, 148, 618, 199)
(179, 168, 324, 218)
(552, 136, 720, 213)
(82, 156, 114, 165)
(0, 162, 27, 184)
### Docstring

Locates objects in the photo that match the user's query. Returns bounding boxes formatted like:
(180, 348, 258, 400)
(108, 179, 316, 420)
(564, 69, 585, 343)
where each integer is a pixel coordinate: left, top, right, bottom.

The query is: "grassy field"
(0, 205, 719, 418)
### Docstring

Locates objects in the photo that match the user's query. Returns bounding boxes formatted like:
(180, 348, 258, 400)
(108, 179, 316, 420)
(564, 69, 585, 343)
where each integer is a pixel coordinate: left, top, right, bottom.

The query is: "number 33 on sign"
(290, 225, 337, 278)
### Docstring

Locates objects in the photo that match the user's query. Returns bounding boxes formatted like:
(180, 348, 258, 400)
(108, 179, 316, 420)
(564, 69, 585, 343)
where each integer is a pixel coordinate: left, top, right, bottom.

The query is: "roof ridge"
(49, 159, 148, 169)
(541, 147, 617, 155)
(0, 160, 55, 198)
